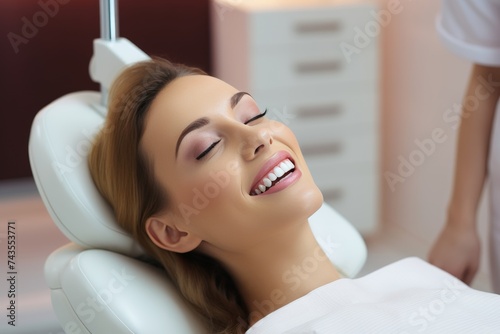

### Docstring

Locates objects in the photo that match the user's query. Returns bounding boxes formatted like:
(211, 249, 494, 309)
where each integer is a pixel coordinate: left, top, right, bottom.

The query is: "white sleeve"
(437, 0, 500, 66)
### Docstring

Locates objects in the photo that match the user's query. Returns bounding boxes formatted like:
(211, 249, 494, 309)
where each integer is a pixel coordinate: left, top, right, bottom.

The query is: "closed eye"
(196, 139, 221, 160)
(244, 109, 267, 125)
(196, 109, 267, 160)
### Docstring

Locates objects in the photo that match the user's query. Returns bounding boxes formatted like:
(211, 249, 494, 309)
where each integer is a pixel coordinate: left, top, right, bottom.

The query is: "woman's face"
(141, 74, 323, 255)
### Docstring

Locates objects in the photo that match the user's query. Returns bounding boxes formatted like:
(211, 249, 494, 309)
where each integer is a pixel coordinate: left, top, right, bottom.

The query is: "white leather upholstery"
(46, 244, 207, 333)
(29, 91, 142, 257)
(29, 91, 367, 333)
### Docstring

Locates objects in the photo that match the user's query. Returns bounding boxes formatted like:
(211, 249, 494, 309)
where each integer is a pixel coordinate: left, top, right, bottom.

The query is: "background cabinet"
(211, 0, 380, 234)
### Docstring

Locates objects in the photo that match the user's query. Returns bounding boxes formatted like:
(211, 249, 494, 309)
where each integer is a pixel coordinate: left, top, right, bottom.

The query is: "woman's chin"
(302, 184, 324, 215)
(283, 181, 324, 220)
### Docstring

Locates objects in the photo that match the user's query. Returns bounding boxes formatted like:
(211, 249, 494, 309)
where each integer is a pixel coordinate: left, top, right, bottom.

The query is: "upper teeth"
(253, 159, 295, 195)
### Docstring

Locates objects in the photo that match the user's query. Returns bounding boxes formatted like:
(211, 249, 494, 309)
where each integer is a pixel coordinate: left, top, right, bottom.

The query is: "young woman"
(89, 58, 500, 334)
(88, 57, 341, 333)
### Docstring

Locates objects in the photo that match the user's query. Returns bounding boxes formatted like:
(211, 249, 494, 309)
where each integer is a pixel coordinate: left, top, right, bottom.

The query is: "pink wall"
(0, 0, 211, 180)
(379, 0, 492, 286)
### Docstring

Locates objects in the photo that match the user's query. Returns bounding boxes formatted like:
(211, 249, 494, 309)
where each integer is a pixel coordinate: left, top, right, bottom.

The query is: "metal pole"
(99, 0, 118, 106)
(100, 0, 118, 41)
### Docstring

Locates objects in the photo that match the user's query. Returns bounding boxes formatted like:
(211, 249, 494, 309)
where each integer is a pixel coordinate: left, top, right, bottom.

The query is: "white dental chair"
(28, 1, 367, 333)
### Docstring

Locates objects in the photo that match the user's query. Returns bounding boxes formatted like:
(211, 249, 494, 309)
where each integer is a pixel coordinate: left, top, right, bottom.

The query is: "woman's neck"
(219, 221, 342, 326)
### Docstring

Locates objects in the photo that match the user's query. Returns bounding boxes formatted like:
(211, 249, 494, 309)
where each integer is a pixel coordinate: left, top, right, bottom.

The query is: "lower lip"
(257, 168, 302, 196)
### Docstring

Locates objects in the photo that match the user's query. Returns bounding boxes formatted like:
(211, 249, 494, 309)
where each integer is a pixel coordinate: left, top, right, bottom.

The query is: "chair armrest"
(46, 246, 208, 334)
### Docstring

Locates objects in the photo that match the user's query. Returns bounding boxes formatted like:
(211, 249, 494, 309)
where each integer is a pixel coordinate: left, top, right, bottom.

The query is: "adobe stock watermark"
(236, 235, 342, 331)
(7, 0, 71, 54)
(400, 277, 464, 333)
(177, 159, 241, 223)
(52, 268, 135, 334)
(385, 73, 500, 192)
(282, 235, 342, 292)
(51, 127, 99, 181)
(340, 0, 412, 64)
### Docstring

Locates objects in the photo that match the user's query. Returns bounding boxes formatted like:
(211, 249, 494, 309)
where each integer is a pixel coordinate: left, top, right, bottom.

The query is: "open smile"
(250, 151, 301, 196)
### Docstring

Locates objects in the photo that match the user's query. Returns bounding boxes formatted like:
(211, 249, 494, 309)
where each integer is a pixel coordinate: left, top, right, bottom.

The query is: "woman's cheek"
(269, 120, 298, 142)
(268, 120, 286, 135)
(175, 170, 232, 216)
(270, 121, 300, 148)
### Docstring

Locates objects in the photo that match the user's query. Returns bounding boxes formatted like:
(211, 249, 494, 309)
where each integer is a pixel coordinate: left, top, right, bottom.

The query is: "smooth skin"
(140, 75, 341, 325)
(429, 64, 500, 284)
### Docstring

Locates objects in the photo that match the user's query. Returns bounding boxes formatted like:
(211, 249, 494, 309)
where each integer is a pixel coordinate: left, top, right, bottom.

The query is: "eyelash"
(244, 108, 267, 125)
(195, 109, 268, 160)
(196, 139, 221, 160)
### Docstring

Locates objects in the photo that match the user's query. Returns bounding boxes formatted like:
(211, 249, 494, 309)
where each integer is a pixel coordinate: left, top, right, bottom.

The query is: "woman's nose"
(241, 127, 273, 160)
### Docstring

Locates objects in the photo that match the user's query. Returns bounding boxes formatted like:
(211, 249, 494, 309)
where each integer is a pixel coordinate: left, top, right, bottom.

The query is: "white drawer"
(250, 42, 377, 90)
(253, 87, 378, 127)
(304, 150, 378, 182)
(288, 123, 378, 164)
(308, 164, 379, 234)
(306, 157, 378, 182)
(323, 172, 378, 234)
(300, 132, 377, 164)
(250, 4, 377, 47)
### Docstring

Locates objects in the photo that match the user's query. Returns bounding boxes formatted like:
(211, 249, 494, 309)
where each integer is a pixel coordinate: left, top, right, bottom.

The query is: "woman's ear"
(145, 215, 202, 253)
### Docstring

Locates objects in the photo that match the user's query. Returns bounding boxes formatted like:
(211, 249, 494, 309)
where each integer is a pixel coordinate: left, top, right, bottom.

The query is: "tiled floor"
(0, 178, 493, 333)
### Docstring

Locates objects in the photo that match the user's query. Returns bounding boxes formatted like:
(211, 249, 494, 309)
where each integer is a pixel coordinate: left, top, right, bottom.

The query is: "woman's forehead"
(149, 75, 236, 124)
(141, 75, 237, 159)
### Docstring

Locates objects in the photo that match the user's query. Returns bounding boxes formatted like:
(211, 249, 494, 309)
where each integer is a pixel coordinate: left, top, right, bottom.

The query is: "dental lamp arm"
(89, 0, 150, 114)
(89, 38, 150, 114)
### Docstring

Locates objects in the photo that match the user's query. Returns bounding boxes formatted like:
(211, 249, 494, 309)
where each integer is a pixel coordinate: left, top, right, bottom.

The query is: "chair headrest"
(29, 91, 143, 256)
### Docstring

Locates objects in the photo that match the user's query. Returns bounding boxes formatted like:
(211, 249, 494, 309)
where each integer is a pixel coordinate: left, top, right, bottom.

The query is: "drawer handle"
(294, 21, 342, 34)
(302, 142, 343, 156)
(296, 104, 343, 119)
(294, 60, 342, 74)
(323, 188, 344, 202)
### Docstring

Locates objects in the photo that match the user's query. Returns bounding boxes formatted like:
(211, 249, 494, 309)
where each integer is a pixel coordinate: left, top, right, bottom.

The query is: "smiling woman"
(88, 57, 336, 333)
(87, 57, 500, 334)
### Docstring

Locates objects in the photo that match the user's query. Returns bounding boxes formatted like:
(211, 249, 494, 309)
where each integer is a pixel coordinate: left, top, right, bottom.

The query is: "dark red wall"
(0, 0, 211, 180)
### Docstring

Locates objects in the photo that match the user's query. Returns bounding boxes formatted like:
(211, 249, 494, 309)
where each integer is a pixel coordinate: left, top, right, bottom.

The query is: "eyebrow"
(175, 91, 250, 157)
(231, 91, 250, 108)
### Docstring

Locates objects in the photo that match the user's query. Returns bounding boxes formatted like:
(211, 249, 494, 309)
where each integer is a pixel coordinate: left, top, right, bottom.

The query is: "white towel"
(247, 257, 500, 333)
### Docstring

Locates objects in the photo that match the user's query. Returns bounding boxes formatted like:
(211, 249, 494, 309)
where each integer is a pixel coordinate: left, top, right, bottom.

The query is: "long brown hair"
(88, 58, 248, 333)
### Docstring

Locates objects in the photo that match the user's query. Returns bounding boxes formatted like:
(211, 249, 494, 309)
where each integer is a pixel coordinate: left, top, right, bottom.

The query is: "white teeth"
(274, 167, 285, 178)
(263, 178, 272, 187)
(282, 159, 294, 172)
(252, 158, 296, 195)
